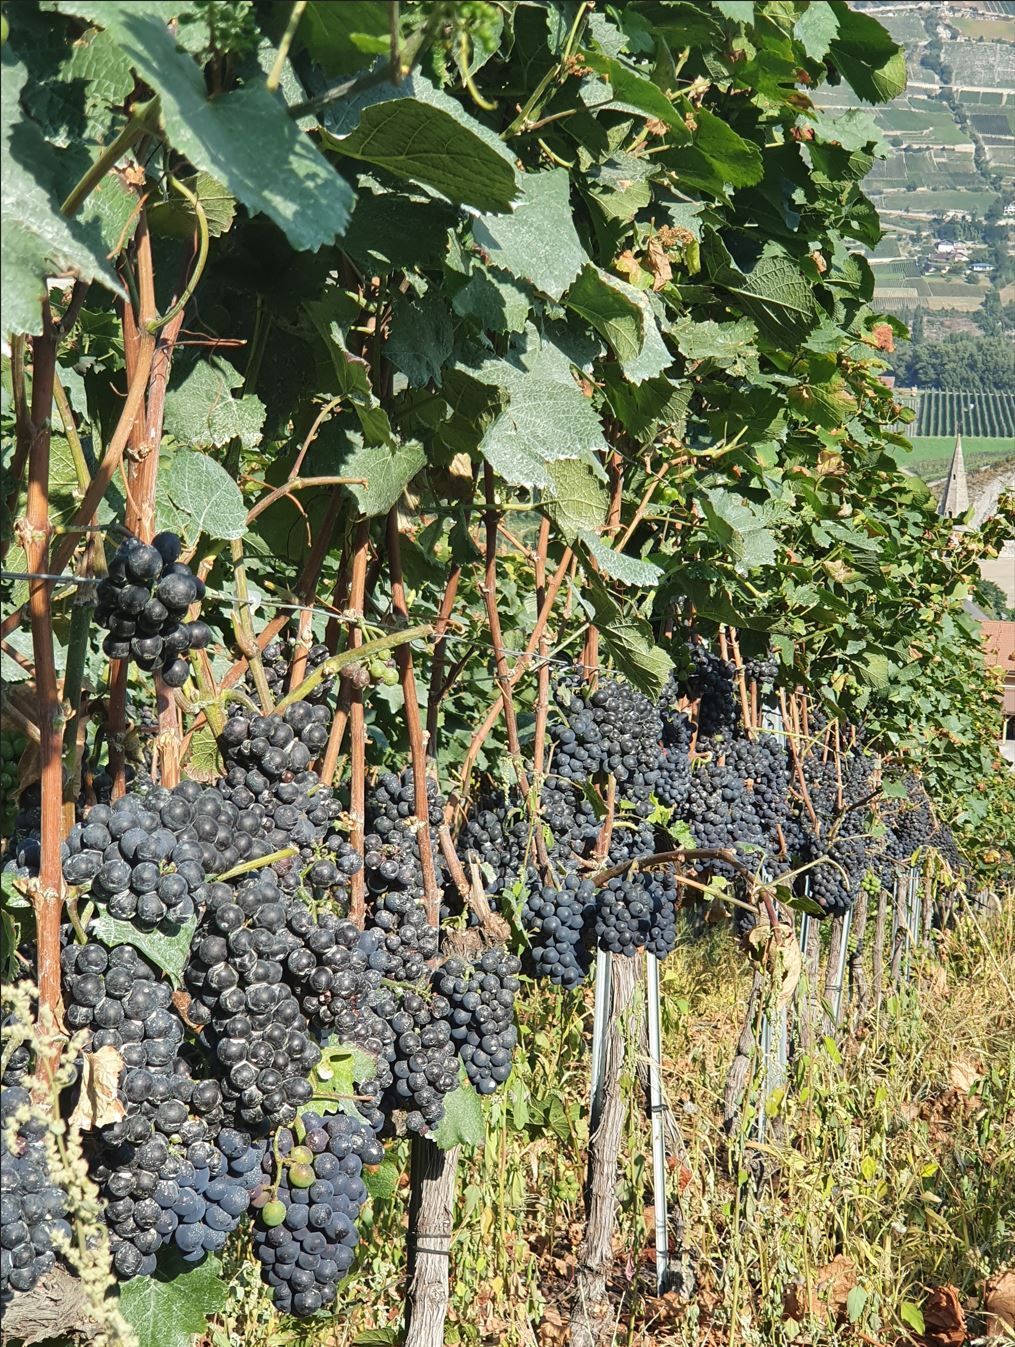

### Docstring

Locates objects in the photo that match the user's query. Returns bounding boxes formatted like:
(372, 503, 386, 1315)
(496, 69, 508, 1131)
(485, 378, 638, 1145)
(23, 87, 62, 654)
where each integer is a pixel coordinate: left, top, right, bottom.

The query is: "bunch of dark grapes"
(742, 655, 779, 690)
(217, 706, 361, 901)
(90, 1126, 266, 1278)
(457, 788, 531, 898)
(373, 985, 458, 1133)
(251, 1111, 381, 1317)
(184, 873, 321, 1129)
(681, 753, 765, 872)
(434, 949, 520, 1094)
(94, 533, 210, 687)
(679, 645, 739, 742)
(61, 791, 209, 930)
(253, 640, 338, 709)
(594, 868, 678, 959)
(521, 871, 595, 989)
(0, 1087, 71, 1296)
(549, 678, 663, 807)
(656, 705, 692, 808)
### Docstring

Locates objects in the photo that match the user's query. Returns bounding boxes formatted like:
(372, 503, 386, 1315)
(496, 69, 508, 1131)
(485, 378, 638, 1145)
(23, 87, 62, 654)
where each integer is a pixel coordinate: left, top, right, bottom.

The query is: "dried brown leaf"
(69, 1046, 125, 1129)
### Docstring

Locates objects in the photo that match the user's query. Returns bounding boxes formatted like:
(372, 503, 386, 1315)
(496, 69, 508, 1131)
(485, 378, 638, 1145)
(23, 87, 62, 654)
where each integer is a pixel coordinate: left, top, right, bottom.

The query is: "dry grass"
(205, 896, 1015, 1347)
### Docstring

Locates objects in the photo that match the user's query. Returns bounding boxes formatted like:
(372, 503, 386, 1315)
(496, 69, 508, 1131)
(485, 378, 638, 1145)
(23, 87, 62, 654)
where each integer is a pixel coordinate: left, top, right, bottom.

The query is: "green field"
(951, 15, 1015, 41)
(875, 188, 1001, 214)
(903, 438, 1014, 481)
(948, 40, 1015, 88)
(956, 88, 1008, 106)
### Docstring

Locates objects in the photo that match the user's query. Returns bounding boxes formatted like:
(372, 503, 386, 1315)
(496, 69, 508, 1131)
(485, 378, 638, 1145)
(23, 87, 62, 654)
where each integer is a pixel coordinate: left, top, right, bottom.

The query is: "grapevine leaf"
(846, 1286, 869, 1324)
(362, 1158, 400, 1201)
(542, 459, 608, 541)
(307, 1041, 378, 1120)
(183, 724, 222, 783)
(89, 909, 197, 988)
(601, 371, 691, 439)
(337, 437, 426, 518)
(431, 1078, 485, 1150)
(794, 2, 841, 63)
(582, 580, 673, 699)
(452, 267, 530, 334)
(829, 7, 907, 103)
(119, 1248, 227, 1347)
(301, 1, 389, 75)
(302, 302, 394, 445)
(164, 450, 249, 543)
(669, 316, 758, 371)
(54, 1, 354, 250)
(472, 169, 587, 301)
(386, 290, 454, 388)
(699, 489, 778, 571)
(713, 245, 818, 348)
(579, 531, 661, 587)
(147, 170, 236, 239)
(467, 349, 607, 489)
(163, 357, 266, 452)
(565, 265, 671, 384)
(321, 71, 518, 213)
(713, 1, 754, 21)
(69, 1046, 126, 1130)
(1, 50, 124, 336)
(580, 53, 692, 137)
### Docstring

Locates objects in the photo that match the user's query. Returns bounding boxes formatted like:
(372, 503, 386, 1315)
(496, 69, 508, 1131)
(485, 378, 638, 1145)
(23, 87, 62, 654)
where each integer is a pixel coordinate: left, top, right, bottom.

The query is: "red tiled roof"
(983, 621, 1015, 671)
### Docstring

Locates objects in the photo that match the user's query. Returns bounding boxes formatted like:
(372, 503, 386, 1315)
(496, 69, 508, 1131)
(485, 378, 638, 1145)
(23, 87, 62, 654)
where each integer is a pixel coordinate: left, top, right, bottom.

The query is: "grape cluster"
(94, 533, 210, 687)
(594, 869, 678, 960)
(550, 678, 663, 807)
(0, 1087, 71, 1296)
(91, 1126, 265, 1278)
(254, 640, 338, 708)
(679, 645, 739, 742)
(252, 1111, 381, 1317)
(373, 985, 458, 1133)
(62, 792, 208, 930)
(435, 949, 520, 1094)
(521, 872, 596, 989)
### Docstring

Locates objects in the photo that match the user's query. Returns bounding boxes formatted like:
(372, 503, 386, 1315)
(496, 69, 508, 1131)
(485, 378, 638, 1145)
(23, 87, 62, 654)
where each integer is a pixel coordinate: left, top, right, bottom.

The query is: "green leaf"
(147, 170, 236, 239)
(89, 909, 197, 988)
(688, 107, 763, 188)
(183, 724, 222, 783)
(362, 1157, 400, 1201)
(119, 1248, 227, 1347)
(858, 652, 892, 692)
(715, 246, 817, 347)
(386, 290, 454, 388)
(829, 7, 907, 103)
(432, 1078, 485, 1150)
(55, 2, 353, 250)
(301, 1, 389, 75)
(713, 0, 754, 20)
(322, 72, 517, 213)
(308, 1040, 379, 1118)
(472, 169, 587, 301)
(543, 459, 608, 541)
(1, 51, 125, 336)
(669, 316, 758, 372)
(452, 266, 530, 333)
(302, 301, 393, 445)
(699, 488, 778, 571)
(583, 580, 673, 699)
(565, 265, 671, 384)
(164, 357, 266, 452)
(468, 350, 607, 489)
(581, 52, 692, 136)
(337, 437, 425, 517)
(601, 371, 690, 438)
(900, 1302, 925, 1335)
(579, 531, 661, 587)
(846, 1286, 868, 1324)
(795, 3, 841, 63)
(164, 450, 249, 543)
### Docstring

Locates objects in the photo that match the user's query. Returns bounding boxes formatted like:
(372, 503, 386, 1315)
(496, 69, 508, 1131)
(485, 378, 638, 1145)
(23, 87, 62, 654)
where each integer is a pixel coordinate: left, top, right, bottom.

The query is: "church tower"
(937, 430, 969, 519)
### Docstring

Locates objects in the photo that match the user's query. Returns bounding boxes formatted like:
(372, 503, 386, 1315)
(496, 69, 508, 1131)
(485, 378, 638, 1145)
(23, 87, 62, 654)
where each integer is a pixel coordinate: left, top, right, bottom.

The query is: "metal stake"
(588, 947, 613, 1132)
(831, 908, 852, 1025)
(645, 952, 669, 1295)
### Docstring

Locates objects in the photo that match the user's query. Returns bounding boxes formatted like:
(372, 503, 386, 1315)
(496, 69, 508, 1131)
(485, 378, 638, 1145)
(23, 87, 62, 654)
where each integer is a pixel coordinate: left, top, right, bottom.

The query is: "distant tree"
(976, 289, 1003, 336)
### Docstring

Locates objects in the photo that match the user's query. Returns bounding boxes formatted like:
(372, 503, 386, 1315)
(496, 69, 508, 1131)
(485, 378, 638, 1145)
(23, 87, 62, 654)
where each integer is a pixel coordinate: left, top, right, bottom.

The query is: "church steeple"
(938, 430, 969, 519)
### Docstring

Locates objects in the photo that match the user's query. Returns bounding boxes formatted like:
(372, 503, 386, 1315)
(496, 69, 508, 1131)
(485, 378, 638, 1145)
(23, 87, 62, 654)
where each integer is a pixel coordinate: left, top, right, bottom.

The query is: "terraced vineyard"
(915, 391, 1015, 439)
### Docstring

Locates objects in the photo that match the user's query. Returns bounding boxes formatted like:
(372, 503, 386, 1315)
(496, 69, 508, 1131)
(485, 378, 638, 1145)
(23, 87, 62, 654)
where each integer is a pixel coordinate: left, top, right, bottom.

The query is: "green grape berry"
(288, 1144, 313, 1166)
(289, 1163, 315, 1189)
(379, 665, 399, 687)
(261, 1200, 287, 1228)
